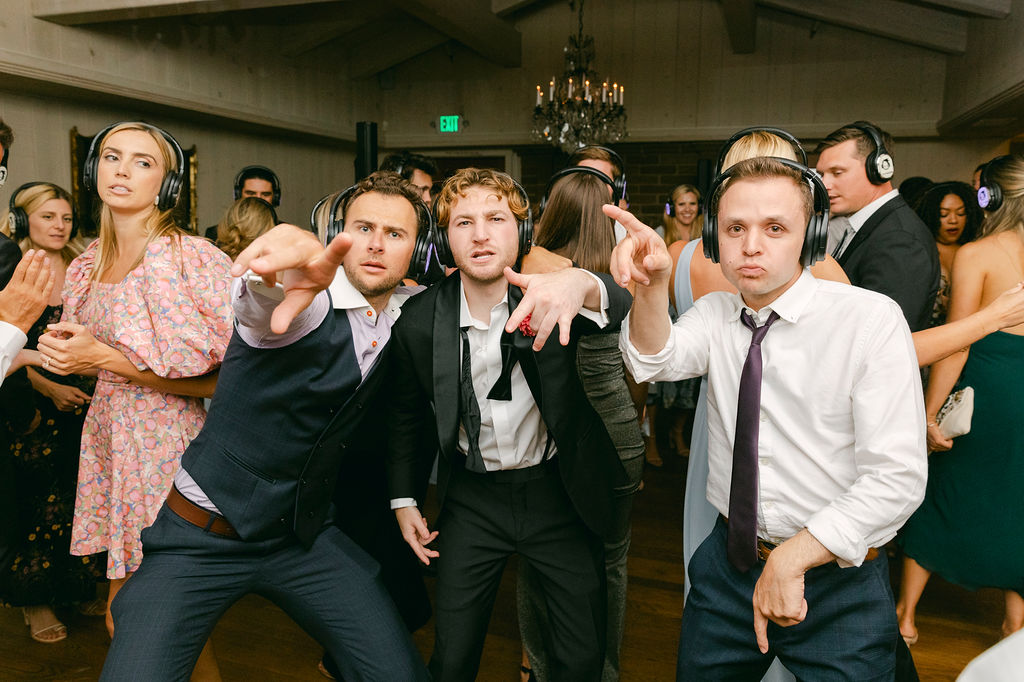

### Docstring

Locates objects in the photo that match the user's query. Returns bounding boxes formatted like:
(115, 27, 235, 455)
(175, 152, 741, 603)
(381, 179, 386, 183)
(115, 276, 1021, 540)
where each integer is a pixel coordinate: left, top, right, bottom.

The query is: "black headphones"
(0, 145, 9, 188)
(569, 145, 627, 204)
(234, 165, 281, 206)
(319, 185, 438, 279)
(702, 157, 830, 267)
(83, 122, 185, 212)
(433, 176, 534, 269)
(847, 121, 894, 185)
(8, 181, 78, 242)
(977, 155, 1013, 211)
(715, 126, 807, 175)
(538, 166, 615, 216)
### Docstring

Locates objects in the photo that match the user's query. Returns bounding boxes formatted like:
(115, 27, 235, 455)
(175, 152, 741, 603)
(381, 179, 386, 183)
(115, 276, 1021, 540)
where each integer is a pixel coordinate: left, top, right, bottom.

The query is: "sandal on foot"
(23, 608, 68, 644)
(76, 598, 107, 617)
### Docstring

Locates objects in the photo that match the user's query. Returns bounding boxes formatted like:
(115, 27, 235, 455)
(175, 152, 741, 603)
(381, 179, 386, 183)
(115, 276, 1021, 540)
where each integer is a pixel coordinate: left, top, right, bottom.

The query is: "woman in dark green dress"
(0, 183, 104, 643)
(898, 154, 1024, 645)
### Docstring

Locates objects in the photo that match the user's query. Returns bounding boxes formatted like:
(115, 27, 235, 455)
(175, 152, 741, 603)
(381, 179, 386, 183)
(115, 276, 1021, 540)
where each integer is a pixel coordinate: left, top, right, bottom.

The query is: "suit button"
(356, 403, 363, 410)
(279, 517, 287, 525)
(340, 443, 347, 450)
(307, 511, 315, 518)
(323, 477, 330, 485)
(300, 478, 306, 486)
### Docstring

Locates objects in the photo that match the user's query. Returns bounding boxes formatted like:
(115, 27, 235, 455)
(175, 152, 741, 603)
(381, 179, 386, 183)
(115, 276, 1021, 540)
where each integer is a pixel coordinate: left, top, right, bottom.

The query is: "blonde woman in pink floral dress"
(37, 123, 232, 676)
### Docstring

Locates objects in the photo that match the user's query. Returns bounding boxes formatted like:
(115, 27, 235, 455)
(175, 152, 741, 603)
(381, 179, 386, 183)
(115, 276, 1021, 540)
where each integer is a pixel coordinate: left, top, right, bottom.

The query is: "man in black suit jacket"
(388, 168, 631, 681)
(100, 173, 430, 681)
(816, 121, 939, 332)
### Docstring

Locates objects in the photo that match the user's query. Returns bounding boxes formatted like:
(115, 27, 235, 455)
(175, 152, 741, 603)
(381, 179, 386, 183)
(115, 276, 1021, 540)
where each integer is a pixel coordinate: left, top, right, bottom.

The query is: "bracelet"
(926, 421, 938, 428)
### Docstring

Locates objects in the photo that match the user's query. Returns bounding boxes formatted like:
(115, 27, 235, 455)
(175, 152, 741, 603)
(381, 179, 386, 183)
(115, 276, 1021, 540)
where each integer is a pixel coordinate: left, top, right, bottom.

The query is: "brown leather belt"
(721, 515, 878, 563)
(166, 485, 239, 538)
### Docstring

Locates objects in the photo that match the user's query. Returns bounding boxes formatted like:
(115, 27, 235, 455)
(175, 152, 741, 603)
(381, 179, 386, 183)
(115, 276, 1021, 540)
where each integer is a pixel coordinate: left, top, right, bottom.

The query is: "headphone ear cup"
(11, 207, 28, 241)
(157, 172, 183, 211)
(701, 207, 719, 263)
(519, 209, 534, 261)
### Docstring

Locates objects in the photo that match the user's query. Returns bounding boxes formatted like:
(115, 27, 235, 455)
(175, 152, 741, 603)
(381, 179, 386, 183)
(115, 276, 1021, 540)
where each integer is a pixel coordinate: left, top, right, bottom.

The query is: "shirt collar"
(328, 267, 421, 323)
(848, 188, 899, 232)
(459, 281, 509, 330)
(727, 269, 818, 325)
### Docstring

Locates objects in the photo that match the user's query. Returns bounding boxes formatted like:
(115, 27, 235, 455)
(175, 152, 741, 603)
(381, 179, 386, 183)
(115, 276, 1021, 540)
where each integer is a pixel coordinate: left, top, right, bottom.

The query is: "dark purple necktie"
(727, 309, 780, 572)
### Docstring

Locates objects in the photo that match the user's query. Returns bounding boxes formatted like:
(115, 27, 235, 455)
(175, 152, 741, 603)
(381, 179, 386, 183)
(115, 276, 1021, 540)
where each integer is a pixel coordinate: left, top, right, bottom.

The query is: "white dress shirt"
(621, 270, 927, 566)
(391, 273, 610, 510)
(0, 321, 27, 384)
(833, 189, 900, 258)
(175, 269, 420, 513)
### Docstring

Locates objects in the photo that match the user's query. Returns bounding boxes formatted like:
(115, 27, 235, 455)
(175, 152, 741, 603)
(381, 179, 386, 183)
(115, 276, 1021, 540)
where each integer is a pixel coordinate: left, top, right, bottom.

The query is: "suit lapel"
(432, 275, 462, 455)
(840, 195, 904, 264)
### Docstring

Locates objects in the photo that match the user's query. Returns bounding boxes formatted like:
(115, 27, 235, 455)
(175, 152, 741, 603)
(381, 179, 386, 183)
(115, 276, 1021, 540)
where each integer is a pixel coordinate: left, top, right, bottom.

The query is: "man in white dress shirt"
(606, 156, 927, 679)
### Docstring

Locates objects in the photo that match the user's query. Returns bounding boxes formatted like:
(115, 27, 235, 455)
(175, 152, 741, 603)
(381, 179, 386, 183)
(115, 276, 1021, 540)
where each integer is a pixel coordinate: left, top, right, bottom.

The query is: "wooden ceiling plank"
(32, 0, 339, 26)
(390, 0, 521, 67)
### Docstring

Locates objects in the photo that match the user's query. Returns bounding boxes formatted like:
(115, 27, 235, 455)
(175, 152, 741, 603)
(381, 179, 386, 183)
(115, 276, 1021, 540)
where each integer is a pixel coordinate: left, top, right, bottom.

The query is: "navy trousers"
(100, 504, 428, 682)
(678, 517, 898, 681)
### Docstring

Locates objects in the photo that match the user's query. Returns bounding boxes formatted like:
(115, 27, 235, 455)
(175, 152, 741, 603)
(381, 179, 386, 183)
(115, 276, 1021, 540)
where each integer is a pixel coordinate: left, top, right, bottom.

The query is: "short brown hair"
(814, 122, 894, 161)
(568, 146, 622, 179)
(311, 171, 425, 244)
(434, 168, 530, 230)
(714, 157, 814, 225)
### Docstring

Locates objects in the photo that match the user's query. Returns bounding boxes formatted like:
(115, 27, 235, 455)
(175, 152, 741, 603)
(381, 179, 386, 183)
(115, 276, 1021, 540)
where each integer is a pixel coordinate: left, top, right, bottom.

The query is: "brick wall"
(516, 140, 722, 229)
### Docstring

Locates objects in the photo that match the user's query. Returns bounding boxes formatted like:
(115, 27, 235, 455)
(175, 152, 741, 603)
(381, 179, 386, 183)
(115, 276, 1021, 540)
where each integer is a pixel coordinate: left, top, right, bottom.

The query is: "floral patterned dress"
(63, 236, 233, 578)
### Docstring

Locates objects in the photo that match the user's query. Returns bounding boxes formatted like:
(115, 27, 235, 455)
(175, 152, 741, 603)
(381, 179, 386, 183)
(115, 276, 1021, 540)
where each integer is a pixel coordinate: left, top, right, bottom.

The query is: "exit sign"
(439, 115, 460, 133)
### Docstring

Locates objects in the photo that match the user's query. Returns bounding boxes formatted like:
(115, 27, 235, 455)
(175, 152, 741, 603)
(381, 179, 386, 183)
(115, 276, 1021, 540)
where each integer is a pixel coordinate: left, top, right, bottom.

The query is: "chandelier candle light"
(532, 0, 627, 152)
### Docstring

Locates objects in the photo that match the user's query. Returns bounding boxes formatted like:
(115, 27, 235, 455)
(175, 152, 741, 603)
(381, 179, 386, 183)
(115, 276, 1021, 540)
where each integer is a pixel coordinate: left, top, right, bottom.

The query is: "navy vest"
(181, 308, 362, 544)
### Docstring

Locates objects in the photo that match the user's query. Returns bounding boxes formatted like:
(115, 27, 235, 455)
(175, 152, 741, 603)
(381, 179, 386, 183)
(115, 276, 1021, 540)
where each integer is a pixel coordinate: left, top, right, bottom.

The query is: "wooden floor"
(0, 450, 1007, 681)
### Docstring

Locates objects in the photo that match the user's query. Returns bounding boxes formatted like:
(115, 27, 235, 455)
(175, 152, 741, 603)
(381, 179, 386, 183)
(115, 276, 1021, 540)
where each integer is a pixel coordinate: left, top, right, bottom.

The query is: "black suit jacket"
(387, 271, 632, 538)
(837, 195, 939, 332)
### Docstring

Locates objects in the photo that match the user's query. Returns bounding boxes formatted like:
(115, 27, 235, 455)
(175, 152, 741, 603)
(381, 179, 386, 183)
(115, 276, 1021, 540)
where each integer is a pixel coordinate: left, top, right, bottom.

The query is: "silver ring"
(42, 356, 50, 368)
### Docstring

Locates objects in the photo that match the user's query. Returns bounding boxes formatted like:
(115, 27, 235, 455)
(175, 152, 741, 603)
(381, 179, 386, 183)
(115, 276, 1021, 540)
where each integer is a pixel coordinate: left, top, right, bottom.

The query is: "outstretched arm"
(232, 224, 352, 334)
(604, 205, 674, 355)
(913, 281, 1024, 368)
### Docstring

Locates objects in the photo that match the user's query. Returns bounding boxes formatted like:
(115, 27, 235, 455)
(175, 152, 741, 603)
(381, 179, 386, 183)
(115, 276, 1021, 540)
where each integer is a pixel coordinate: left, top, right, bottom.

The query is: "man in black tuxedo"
(388, 168, 631, 681)
(100, 172, 430, 681)
(815, 121, 939, 331)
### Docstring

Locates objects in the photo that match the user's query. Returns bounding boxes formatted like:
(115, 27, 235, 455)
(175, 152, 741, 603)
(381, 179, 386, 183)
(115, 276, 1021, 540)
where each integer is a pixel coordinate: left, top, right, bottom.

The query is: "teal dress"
(899, 331, 1024, 594)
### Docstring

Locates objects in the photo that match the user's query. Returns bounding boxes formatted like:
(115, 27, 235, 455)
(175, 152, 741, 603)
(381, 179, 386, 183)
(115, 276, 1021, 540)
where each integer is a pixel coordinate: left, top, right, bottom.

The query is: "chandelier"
(531, 0, 627, 153)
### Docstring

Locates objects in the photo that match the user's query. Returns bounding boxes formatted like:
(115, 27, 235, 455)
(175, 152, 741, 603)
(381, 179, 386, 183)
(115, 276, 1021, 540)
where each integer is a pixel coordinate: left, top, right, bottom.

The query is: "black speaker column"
(696, 158, 714, 200)
(355, 122, 378, 180)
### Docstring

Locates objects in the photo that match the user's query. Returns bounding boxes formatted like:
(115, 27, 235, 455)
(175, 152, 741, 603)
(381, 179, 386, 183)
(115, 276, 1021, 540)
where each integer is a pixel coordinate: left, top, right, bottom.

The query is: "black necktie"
(459, 327, 487, 472)
(727, 309, 780, 572)
(486, 330, 516, 401)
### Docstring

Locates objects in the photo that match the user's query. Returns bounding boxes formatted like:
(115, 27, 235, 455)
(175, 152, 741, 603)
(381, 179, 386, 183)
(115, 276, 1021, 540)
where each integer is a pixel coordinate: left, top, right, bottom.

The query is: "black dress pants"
(430, 462, 607, 682)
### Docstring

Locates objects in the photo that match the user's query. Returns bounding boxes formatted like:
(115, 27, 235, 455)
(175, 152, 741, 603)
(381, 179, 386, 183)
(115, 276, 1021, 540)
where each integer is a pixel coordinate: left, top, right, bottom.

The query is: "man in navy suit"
(387, 168, 632, 681)
(100, 172, 430, 681)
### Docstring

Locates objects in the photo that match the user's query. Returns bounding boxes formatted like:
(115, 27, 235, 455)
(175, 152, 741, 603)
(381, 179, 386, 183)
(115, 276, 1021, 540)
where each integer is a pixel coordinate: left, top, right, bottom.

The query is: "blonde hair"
(662, 184, 703, 244)
(979, 154, 1024, 241)
(1, 182, 84, 265)
(90, 122, 186, 281)
(434, 168, 529, 230)
(721, 131, 801, 171)
(216, 197, 278, 260)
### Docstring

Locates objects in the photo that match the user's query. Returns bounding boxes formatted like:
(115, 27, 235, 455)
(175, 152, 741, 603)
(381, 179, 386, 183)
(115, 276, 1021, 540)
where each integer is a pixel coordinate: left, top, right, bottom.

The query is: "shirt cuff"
(577, 270, 610, 328)
(390, 497, 418, 510)
(619, 311, 677, 383)
(0, 321, 28, 374)
(804, 509, 870, 568)
(232, 277, 331, 348)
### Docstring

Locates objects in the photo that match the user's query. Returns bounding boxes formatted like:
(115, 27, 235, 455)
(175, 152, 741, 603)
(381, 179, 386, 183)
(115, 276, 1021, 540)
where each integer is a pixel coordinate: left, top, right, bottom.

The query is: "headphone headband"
(83, 122, 186, 212)
(569, 145, 627, 203)
(234, 165, 281, 206)
(538, 166, 614, 216)
(702, 157, 830, 267)
(715, 126, 807, 175)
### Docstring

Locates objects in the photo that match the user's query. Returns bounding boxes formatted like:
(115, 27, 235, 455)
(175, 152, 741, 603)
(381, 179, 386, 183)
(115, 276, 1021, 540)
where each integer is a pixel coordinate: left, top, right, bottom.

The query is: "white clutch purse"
(937, 386, 974, 439)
